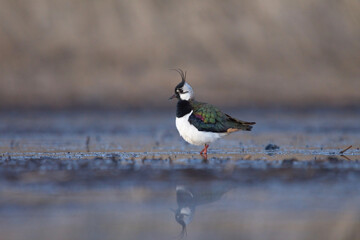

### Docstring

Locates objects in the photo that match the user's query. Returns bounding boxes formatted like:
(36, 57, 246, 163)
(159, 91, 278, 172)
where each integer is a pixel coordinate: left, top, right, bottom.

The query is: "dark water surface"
(0, 109, 360, 240)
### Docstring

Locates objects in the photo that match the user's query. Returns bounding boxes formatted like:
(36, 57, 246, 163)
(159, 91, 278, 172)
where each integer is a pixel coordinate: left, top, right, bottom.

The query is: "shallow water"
(0, 109, 360, 240)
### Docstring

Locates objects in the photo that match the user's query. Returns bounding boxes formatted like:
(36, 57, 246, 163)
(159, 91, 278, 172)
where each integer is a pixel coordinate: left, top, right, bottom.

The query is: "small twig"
(339, 145, 352, 154)
(86, 136, 91, 152)
(340, 155, 351, 161)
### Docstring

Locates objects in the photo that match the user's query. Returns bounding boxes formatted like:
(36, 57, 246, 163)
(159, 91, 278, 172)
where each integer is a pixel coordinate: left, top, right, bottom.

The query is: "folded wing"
(189, 101, 255, 133)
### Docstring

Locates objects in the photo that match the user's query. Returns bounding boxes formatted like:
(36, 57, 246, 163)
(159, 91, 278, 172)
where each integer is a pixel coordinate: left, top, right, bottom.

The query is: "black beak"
(169, 94, 177, 100)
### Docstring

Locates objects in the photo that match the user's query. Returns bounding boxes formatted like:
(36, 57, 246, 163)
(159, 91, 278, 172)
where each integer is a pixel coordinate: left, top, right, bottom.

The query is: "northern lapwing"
(169, 69, 255, 155)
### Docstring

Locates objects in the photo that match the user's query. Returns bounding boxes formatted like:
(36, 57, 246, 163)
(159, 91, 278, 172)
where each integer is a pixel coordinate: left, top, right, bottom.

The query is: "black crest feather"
(171, 68, 186, 88)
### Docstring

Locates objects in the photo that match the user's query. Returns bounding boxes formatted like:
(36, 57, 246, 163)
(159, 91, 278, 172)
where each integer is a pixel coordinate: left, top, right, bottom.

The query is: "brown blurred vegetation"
(0, 0, 359, 109)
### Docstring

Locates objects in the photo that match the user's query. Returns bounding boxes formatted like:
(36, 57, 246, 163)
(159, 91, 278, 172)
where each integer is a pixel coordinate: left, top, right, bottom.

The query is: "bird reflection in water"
(172, 183, 233, 239)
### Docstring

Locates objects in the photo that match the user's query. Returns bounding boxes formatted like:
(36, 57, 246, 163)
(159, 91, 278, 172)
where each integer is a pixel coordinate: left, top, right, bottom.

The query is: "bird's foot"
(201, 153, 208, 162)
(200, 144, 209, 155)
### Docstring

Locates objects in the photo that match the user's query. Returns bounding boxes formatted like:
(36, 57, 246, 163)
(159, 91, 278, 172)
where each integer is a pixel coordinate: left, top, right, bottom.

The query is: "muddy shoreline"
(0, 109, 359, 240)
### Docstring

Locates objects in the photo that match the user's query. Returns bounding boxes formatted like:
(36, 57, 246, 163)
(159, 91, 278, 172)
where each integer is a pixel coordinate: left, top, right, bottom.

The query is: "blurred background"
(1, 2, 360, 240)
(0, 0, 360, 110)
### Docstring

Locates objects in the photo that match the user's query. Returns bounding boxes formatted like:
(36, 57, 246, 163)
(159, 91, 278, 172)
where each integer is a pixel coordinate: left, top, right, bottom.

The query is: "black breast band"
(176, 100, 192, 118)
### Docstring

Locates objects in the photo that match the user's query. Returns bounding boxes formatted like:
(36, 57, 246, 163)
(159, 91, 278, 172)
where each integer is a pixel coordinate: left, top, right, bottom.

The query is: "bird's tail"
(237, 121, 256, 131)
(226, 114, 256, 131)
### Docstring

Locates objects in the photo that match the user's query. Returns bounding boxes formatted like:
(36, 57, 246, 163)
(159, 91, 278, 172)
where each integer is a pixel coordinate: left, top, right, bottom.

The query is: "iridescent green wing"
(189, 100, 256, 132)
(189, 100, 229, 133)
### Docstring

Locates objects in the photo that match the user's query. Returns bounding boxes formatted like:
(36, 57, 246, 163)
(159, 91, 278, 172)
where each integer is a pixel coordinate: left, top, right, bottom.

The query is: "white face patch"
(180, 207, 193, 225)
(179, 82, 194, 101)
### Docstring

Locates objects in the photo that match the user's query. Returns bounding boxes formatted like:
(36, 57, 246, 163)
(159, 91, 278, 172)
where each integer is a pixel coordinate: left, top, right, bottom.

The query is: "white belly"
(175, 111, 227, 146)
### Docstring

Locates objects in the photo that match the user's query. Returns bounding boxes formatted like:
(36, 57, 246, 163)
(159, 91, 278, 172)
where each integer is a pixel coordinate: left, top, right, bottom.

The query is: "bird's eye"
(178, 89, 183, 93)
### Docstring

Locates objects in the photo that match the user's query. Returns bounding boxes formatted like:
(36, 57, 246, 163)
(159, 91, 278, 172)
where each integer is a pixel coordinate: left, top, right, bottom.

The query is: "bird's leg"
(200, 144, 209, 155)
(204, 144, 209, 155)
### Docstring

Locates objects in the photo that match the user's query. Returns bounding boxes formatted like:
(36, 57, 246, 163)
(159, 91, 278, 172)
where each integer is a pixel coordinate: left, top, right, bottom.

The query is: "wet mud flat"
(0, 109, 360, 240)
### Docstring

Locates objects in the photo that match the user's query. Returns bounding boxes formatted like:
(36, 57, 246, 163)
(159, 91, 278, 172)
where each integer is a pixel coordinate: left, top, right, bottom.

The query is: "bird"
(172, 183, 234, 239)
(169, 69, 255, 155)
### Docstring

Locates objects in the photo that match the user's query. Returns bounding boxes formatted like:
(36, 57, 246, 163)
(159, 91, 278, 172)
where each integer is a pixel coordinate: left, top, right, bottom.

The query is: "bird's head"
(169, 69, 194, 101)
